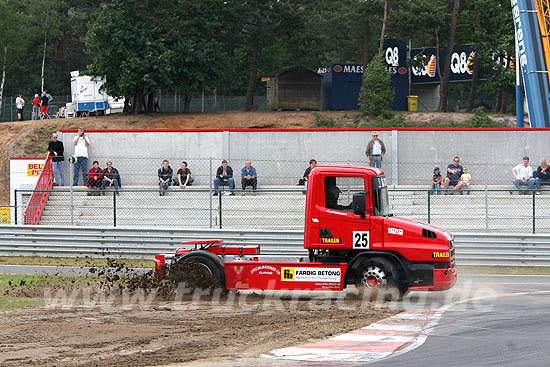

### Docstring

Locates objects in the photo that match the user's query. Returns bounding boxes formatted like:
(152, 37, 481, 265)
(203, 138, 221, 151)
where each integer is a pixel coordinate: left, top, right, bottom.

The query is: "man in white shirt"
(15, 94, 25, 121)
(72, 127, 90, 185)
(512, 156, 535, 194)
(365, 131, 386, 168)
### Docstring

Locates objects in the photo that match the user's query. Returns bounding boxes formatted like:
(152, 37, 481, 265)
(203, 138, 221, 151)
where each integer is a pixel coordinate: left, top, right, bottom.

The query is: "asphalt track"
(2, 265, 550, 366)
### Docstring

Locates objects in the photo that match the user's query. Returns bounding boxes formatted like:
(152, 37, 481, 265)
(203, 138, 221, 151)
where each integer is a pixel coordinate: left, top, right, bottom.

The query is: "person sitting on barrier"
(173, 161, 194, 188)
(443, 156, 464, 192)
(158, 159, 173, 196)
(86, 161, 103, 195)
(241, 159, 257, 191)
(513, 156, 535, 194)
(535, 158, 550, 194)
(101, 160, 121, 195)
(213, 159, 234, 196)
(461, 167, 471, 195)
(431, 167, 442, 195)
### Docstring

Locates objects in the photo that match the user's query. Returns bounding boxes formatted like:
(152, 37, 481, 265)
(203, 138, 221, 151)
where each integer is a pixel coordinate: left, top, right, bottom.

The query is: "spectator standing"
(40, 91, 49, 119)
(32, 94, 40, 120)
(158, 160, 173, 196)
(213, 160, 234, 195)
(174, 161, 194, 188)
(153, 95, 161, 112)
(365, 131, 385, 168)
(15, 94, 25, 121)
(535, 158, 550, 194)
(46, 91, 53, 115)
(461, 167, 471, 194)
(302, 159, 317, 191)
(241, 160, 258, 191)
(512, 156, 535, 194)
(48, 133, 64, 186)
(86, 161, 103, 195)
(102, 161, 121, 194)
(443, 156, 464, 192)
(72, 128, 90, 185)
(431, 167, 442, 195)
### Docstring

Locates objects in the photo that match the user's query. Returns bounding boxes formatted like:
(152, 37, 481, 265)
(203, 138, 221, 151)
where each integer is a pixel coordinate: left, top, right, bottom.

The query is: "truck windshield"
(372, 176, 391, 216)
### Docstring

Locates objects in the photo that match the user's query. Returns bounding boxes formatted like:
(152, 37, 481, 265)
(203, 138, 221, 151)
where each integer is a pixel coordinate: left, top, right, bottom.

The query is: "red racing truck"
(154, 165, 457, 297)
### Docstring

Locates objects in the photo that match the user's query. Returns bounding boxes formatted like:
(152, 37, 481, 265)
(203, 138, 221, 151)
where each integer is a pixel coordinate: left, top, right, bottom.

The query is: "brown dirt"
(0, 110, 517, 205)
(0, 289, 400, 366)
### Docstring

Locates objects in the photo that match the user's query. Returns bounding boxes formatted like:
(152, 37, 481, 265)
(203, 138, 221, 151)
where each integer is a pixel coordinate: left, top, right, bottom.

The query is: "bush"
(359, 53, 394, 117)
(312, 112, 335, 127)
(471, 106, 491, 127)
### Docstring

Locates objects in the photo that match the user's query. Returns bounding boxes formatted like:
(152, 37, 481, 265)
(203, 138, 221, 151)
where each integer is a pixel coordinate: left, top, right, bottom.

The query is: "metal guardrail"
(0, 225, 550, 266)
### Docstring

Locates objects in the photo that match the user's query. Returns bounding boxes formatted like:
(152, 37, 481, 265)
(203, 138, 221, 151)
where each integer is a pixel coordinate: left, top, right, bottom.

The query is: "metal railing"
(23, 153, 53, 225)
(14, 187, 550, 233)
(0, 225, 549, 266)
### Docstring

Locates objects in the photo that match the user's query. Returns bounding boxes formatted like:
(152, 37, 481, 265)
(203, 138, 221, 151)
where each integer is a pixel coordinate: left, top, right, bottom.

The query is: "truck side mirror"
(352, 193, 366, 218)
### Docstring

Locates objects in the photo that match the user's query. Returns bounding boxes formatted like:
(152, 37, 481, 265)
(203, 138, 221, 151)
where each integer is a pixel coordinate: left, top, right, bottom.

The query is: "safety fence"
(12, 187, 550, 234)
(19, 155, 549, 188)
(0, 225, 549, 267)
(0, 94, 266, 122)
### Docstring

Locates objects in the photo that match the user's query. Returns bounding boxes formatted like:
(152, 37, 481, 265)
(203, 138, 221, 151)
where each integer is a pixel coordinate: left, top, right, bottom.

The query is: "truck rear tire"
(174, 251, 225, 288)
(356, 257, 407, 300)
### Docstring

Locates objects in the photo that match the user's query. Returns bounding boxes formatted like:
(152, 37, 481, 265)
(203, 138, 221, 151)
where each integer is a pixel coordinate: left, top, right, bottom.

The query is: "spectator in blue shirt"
(241, 160, 257, 191)
(214, 160, 235, 195)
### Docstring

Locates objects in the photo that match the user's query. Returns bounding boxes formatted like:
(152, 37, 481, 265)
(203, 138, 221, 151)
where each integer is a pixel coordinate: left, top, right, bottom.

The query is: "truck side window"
(324, 176, 364, 212)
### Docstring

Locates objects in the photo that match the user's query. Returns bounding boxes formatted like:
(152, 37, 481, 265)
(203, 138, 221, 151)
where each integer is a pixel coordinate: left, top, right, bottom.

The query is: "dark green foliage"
(359, 53, 394, 117)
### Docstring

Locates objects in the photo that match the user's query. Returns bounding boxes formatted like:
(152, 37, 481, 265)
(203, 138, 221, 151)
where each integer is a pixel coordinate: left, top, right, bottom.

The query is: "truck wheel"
(357, 257, 406, 300)
(173, 251, 225, 288)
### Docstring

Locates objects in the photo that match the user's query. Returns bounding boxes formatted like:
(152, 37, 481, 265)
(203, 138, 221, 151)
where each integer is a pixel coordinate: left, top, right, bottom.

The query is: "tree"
(86, 0, 175, 114)
(437, 0, 461, 112)
(359, 53, 394, 117)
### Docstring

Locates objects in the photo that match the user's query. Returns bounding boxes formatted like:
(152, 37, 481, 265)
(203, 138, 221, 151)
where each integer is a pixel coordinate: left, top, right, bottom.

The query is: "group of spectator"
(49, 129, 550, 197)
(16, 91, 53, 121)
(157, 159, 258, 196)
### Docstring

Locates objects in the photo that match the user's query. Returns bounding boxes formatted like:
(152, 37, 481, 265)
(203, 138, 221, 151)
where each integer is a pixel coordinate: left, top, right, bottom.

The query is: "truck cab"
(304, 165, 456, 292)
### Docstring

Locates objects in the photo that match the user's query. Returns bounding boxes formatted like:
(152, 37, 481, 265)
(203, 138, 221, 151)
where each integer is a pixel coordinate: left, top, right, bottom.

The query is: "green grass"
(0, 256, 153, 268)
(458, 266, 550, 275)
(0, 296, 44, 310)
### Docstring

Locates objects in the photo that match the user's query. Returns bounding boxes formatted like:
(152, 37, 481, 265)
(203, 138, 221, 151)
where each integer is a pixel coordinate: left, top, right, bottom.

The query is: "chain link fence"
(0, 94, 266, 122)
(13, 187, 550, 233)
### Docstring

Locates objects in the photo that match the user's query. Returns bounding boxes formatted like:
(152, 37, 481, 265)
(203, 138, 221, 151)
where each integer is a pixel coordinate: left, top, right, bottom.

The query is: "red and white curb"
(263, 306, 451, 363)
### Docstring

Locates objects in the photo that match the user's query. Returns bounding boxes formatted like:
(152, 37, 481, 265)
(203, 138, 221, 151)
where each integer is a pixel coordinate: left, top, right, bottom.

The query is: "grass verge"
(458, 266, 550, 275)
(0, 256, 152, 268)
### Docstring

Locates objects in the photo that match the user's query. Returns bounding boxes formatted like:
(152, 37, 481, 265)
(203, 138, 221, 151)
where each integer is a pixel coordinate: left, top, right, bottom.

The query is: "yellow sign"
(261, 77, 270, 82)
(321, 237, 341, 244)
(281, 267, 295, 281)
(432, 251, 450, 258)
(27, 163, 44, 176)
(0, 208, 10, 224)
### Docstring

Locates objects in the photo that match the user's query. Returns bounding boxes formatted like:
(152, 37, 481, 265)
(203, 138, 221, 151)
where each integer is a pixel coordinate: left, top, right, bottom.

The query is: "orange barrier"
(23, 153, 53, 225)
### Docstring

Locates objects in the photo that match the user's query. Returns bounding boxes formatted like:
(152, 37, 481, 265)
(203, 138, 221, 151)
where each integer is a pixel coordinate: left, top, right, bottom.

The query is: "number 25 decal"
(353, 231, 370, 249)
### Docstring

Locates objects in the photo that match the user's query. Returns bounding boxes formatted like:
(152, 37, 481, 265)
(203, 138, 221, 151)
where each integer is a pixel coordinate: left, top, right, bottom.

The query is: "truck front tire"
(356, 257, 407, 299)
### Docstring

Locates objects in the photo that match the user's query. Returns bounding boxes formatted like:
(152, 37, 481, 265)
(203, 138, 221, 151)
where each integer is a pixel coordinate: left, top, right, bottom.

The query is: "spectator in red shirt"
(32, 94, 40, 120)
(86, 161, 103, 195)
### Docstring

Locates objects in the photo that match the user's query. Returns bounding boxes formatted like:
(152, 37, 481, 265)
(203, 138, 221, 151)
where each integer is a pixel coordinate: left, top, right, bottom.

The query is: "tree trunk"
(467, 43, 481, 112)
(184, 94, 191, 113)
(438, 0, 461, 112)
(41, 32, 47, 93)
(133, 88, 144, 114)
(361, 19, 371, 70)
(0, 47, 6, 115)
(500, 91, 509, 113)
(495, 91, 502, 113)
(378, 0, 389, 54)
(146, 92, 154, 113)
(244, 33, 260, 111)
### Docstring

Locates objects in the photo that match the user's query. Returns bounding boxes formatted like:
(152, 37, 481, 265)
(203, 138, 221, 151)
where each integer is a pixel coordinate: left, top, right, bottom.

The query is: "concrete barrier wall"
(57, 129, 549, 186)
